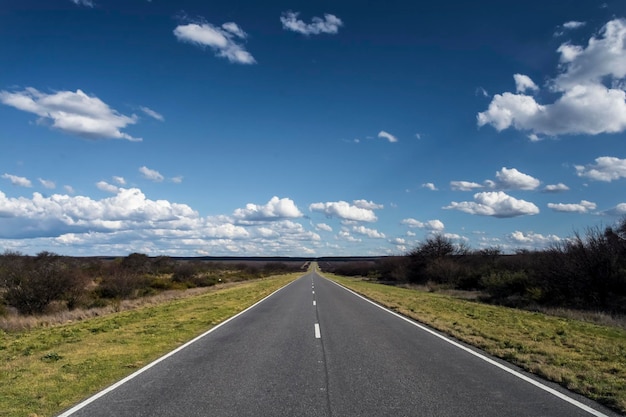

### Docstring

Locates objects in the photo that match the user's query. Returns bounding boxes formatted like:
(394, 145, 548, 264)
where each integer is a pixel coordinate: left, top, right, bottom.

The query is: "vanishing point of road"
(58, 266, 620, 417)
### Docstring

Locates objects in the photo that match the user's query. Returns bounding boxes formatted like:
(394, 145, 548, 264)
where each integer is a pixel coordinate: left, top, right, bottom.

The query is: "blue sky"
(1, 0, 626, 257)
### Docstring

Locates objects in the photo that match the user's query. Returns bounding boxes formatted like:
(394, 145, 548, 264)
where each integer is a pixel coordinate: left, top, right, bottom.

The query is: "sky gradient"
(1, 0, 626, 257)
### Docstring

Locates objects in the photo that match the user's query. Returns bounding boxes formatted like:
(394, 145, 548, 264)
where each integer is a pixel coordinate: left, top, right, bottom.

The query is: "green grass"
(326, 274, 626, 414)
(0, 274, 299, 417)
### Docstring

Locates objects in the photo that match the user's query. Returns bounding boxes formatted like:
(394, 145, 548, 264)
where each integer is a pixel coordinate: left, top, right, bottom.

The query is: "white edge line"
(57, 277, 301, 417)
(314, 323, 321, 339)
(324, 277, 610, 417)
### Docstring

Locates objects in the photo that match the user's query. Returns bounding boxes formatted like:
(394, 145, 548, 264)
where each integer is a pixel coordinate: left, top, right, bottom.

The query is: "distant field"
(326, 274, 626, 414)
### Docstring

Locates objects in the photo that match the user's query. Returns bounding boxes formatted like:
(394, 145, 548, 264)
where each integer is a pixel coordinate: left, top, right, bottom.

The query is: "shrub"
(0, 252, 88, 315)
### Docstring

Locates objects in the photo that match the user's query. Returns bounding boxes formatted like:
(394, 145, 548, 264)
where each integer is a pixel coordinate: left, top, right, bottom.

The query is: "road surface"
(59, 269, 619, 417)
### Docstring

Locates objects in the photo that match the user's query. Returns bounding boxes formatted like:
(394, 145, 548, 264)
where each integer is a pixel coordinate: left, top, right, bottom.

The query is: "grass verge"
(326, 274, 626, 414)
(0, 273, 299, 417)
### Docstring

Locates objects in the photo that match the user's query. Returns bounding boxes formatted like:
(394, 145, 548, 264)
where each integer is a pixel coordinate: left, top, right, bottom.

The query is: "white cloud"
(64, 185, 75, 194)
(171, 176, 183, 184)
(316, 223, 333, 232)
(508, 231, 562, 248)
(390, 237, 406, 245)
(575, 156, 626, 181)
(173, 21, 256, 65)
(444, 191, 540, 218)
(140, 106, 164, 121)
(96, 181, 119, 194)
(513, 74, 539, 93)
(554, 21, 586, 37)
(401, 218, 445, 231)
(2, 173, 32, 187)
(450, 181, 484, 191)
(280, 11, 343, 36)
(0, 88, 141, 141)
(38, 178, 56, 189)
(337, 230, 361, 242)
(548, 200, 596, 213)
(309, 201, 378, 222)
(0, 187, 198, 239)
(478, 19, 626, 137)
(352, 225, 386, 239)
(233, 196, 303, 222)
(422, 182, 438, 191)
(112, 176, 126, 185)
(495, 167, 540, 190)
(451, 167, 539, 191)
(543, 183, 569, 192)
(353, 199, 384, 210)
(377, 130, 398, 143)
(564, 21, 586, 29)
(139, 166, 164, 182)
(605, 203, 626, 215)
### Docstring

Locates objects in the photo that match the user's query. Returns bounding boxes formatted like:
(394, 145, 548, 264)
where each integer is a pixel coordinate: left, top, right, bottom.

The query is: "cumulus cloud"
(554, 20, 586, 37)
(112, 176, 126, 185)
(173, 20, 256, 64)
(451, 167, 540, 191)
(0, 88, 141, 141)
(495, 167, 540, 190)
(575, 156, 626, 181)
(401, 218, 445, 231)
(316, 223, 333, 232)
(353, 199, 384, 210)
(543, 183, 569, 192)
(352, 225, 386, 239)
(280, 11, 343, 36)
(2, 173, 32, 187)
(337, 230, 361, 242)
(548, 200, 597, 213)
(0, 186, 335, 256)
(140, 106, 164, 121)
(478, 18, 626, 137)
(450, 181, 484, 191)
(139, 166, 164, 182)
(0, 188, 198, 238)
(605, 203, 626, 216)
(233, 196, 303, 222)
(377, 130, 398, 143)
(422, 183, 438, 191)
(309, 201, 378, 222)
(513, 74, 539, 93)
(444, 191, 540, 218)
(508, 231, 561, 248)
(96, 181, 119, 194)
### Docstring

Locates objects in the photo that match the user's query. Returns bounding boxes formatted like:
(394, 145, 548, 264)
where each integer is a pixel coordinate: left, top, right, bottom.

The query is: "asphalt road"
(59, 269, 620, 417)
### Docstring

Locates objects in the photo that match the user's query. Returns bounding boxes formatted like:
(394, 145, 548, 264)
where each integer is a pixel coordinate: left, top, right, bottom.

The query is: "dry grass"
(0, 284, 244, 332)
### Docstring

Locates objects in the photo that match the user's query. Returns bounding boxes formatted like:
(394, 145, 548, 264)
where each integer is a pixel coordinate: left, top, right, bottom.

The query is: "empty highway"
(58, 268, 619, 417)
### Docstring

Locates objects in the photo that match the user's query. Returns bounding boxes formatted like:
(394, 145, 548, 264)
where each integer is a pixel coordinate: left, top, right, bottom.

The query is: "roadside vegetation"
(0, 273, 300, 417)
(0, 253, 304, 330)
(320, 217, 626, 316)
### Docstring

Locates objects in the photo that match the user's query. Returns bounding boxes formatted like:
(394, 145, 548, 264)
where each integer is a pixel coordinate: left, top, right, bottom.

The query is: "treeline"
(0, 253, 303, 316)
(321, 218, 626, 314)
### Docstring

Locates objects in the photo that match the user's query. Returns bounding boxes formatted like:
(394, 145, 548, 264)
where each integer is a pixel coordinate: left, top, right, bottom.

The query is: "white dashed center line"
(314, 323, 321, 339)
